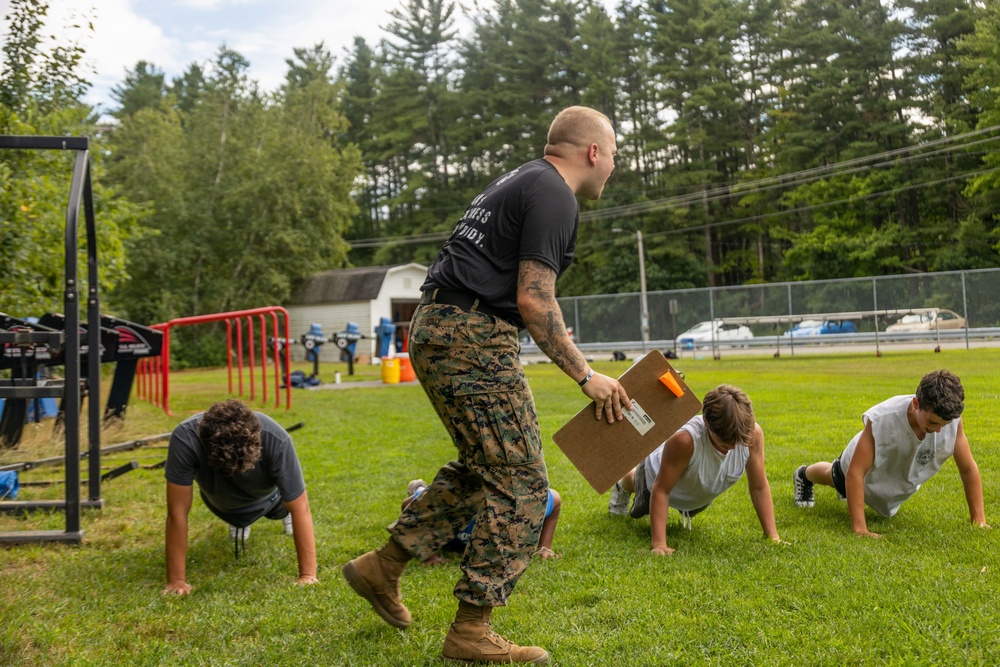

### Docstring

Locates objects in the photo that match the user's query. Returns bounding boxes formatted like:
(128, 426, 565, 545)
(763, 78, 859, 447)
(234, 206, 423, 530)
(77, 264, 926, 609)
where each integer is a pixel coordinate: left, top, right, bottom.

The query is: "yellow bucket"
(381, 357, 400, 384)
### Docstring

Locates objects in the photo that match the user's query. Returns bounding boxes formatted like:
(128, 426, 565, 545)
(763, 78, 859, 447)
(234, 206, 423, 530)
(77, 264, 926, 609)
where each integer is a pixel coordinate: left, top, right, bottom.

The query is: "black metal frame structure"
(0, 135, 103, 544)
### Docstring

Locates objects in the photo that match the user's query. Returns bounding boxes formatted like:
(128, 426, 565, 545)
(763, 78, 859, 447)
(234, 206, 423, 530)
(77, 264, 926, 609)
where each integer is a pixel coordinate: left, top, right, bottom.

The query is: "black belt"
(419, 288, 515, 326)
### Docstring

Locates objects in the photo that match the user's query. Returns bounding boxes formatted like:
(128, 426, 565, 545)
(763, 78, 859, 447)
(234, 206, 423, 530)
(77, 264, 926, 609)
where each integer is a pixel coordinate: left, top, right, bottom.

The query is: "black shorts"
(263, 495, 289, 521)
(207, 490, 286, 528)
(831, 457, 848, 498)
(629, 460, 708, 520)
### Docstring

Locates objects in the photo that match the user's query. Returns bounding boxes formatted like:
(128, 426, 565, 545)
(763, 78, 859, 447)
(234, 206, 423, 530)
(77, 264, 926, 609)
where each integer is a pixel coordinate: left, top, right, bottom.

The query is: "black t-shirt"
(422, 158, 579, 328)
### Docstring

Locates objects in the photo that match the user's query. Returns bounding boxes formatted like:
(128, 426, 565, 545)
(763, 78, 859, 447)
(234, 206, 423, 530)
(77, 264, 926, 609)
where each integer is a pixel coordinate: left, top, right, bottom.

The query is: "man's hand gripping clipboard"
(551, 351, 702, 494)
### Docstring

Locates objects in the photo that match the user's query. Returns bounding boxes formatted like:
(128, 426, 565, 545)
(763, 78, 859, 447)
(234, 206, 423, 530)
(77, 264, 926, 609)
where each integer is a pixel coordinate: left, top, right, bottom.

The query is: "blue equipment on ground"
(301, 323, 325, 362)
(27, 397, 58, 421)
(334, 323, 364, 377)
(335, 322, 362, 360)
(0, 471, 18, 500)
(287, 370, 321, 388)
(374, 317, 396, 357)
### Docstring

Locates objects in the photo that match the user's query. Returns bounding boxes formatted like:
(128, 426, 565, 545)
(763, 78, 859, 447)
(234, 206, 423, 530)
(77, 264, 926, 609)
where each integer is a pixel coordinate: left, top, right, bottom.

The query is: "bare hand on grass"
(534, 546, 561, 560)
(163, 581, 192, 596)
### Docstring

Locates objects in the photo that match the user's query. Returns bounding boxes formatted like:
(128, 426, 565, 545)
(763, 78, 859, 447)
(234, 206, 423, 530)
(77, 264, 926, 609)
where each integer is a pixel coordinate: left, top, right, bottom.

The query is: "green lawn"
(2, 351, 998, 666)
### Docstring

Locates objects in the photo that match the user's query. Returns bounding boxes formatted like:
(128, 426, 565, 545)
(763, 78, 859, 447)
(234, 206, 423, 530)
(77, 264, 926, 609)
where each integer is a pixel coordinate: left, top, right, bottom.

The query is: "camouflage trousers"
(388, 303, 548, 607)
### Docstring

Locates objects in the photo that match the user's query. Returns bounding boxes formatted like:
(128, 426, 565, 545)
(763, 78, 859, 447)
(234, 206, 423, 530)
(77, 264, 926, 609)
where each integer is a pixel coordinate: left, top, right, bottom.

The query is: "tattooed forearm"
(517, 259, 588, 379)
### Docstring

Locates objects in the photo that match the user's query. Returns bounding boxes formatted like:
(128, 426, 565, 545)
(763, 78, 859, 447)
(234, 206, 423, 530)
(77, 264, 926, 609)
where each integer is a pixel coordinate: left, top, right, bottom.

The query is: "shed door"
(392, 300, 420, 351)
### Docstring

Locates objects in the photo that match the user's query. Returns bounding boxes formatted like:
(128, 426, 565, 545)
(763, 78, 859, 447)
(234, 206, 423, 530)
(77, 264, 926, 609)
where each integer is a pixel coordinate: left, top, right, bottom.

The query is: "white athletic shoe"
(608, 481, 630, 516)
(283, 514, 294, 535)
(228, 524, 250, 540)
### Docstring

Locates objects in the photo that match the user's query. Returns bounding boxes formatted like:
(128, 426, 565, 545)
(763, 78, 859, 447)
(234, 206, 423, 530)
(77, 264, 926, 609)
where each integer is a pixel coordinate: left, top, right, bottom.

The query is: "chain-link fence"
(556, 268, 1000, 351)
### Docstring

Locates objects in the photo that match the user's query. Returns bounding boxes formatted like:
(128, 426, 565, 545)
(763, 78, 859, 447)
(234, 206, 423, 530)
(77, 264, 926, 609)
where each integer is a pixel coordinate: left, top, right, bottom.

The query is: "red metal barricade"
(136, 307, 291, 415)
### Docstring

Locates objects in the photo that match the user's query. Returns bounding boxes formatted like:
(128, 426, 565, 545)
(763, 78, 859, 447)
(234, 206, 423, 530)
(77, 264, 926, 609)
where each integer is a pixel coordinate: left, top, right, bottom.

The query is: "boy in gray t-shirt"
(163, 399, 318, 595)
(793, 370, 989, 537)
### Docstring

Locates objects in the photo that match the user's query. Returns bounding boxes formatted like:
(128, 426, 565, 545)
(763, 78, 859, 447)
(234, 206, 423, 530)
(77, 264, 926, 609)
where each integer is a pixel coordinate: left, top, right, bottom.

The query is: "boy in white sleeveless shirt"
(609, 385, 782, 555)
(793, 370, 989, 537)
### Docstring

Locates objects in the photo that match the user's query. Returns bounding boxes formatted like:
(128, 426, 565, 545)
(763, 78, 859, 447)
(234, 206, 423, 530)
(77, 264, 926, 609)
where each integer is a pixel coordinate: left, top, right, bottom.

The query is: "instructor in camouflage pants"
(343, 106, 631, 665)
(396, 304, 546, 607)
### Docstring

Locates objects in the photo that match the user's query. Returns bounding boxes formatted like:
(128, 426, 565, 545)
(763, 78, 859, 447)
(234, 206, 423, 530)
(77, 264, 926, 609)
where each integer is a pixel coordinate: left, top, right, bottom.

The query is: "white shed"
(285, 263, 427, 361)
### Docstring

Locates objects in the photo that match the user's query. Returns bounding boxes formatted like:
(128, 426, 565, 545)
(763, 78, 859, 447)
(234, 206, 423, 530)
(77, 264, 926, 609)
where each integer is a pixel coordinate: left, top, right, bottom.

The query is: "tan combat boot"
(442, 606, 549, 664)
(342, 548, 411, 628)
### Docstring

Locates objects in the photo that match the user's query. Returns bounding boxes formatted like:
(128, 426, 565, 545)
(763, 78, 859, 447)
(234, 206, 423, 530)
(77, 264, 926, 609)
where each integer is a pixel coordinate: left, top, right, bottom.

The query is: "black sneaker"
(629, 461, 652, 519)
(793, 465, 815, 508)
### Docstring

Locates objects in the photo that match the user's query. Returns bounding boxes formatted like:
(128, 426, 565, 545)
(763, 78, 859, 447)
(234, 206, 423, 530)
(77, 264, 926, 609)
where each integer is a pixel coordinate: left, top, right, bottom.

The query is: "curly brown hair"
(198, 399, 262, 476)
(916, 370, 964, 421)
(702, 384, 756, 447)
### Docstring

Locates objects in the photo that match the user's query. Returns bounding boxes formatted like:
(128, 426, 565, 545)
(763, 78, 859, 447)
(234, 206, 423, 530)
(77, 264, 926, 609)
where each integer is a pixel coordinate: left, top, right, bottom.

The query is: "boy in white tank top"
(609, 385, 783, 555)
(792, 370, 989, 537)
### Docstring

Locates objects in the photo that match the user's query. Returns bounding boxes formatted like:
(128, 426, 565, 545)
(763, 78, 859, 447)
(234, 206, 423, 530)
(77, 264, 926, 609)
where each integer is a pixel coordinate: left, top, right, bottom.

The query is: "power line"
(685, 165, 1000, 235)
(347, 123, 1000, 249)
(580, 123, 1000, 222)
(577, 164, 1000, 250)
(347, 230, 451, 248)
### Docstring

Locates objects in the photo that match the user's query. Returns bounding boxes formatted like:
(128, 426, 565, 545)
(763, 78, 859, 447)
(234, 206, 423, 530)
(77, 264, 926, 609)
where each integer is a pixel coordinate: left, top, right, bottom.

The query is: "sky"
(0, 0, 436, 114)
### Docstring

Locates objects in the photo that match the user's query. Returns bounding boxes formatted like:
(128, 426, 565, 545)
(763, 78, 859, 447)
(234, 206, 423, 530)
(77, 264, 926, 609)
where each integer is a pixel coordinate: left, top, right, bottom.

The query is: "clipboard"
(551, 350, 702, 494)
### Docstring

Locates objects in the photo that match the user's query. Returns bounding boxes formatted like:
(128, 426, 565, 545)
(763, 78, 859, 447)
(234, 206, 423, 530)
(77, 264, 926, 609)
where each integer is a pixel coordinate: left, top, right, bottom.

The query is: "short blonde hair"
(702, 385, 755, 446)
(545, 106, 613, 151)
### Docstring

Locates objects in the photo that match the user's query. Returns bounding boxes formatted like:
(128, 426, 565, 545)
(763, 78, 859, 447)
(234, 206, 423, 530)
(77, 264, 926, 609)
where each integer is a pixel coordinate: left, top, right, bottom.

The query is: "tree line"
(2, 0, 1000, 364)
(339, 0, 1000, 297)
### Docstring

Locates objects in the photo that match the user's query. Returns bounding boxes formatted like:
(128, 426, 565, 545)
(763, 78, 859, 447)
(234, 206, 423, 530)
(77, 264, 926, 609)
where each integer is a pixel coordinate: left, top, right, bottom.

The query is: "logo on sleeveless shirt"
(916, 448, 934, 465)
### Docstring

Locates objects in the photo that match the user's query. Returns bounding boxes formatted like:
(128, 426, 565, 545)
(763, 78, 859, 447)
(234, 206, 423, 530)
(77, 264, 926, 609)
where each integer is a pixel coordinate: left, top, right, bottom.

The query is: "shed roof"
(288, 264, 424, 305)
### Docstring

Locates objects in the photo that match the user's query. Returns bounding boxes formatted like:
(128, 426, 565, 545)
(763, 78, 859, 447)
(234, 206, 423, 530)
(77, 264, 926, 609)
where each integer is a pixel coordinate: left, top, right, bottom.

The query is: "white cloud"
(171, 0, 408, 97)
(251, 1, 401, 89)
(1, 0, 193, 110)
(175, 0, 224, 8)
(175, 0, 263, 10)
(83, 1, 185, 102)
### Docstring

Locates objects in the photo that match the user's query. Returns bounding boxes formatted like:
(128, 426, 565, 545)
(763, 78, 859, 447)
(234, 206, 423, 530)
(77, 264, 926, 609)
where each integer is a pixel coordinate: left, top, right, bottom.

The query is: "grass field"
(1, 350, 998, 666)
